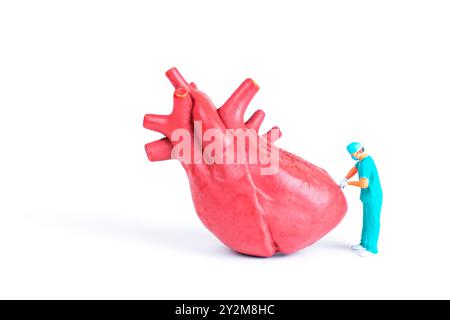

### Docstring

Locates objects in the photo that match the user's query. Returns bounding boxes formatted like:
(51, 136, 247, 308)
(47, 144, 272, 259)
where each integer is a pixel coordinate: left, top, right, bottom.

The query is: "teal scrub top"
(355, 156, 382, 201)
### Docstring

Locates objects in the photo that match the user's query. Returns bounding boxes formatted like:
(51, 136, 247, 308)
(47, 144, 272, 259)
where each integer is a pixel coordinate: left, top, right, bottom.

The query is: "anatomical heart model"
(143, 68, 347, 257)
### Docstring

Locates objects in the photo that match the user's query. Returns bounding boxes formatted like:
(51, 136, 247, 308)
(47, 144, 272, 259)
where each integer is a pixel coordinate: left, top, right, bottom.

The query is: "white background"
(1, 1, 449, 299)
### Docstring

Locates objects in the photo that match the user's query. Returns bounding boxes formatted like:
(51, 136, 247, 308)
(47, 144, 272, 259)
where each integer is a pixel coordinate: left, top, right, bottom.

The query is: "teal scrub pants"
(360, 197, 383, 254)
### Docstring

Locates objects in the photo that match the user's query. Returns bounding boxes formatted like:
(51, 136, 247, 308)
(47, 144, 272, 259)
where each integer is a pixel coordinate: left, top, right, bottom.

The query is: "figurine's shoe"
(351, 244, 365, 251)
(358, 249, 377, 257)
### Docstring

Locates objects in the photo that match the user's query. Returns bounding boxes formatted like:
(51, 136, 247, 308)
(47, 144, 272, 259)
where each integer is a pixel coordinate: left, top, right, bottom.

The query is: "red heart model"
(144, 68, 347, 257)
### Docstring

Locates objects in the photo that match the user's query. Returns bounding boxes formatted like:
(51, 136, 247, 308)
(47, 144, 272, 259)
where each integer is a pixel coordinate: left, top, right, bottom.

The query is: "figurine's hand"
(339, 178, 348, 189)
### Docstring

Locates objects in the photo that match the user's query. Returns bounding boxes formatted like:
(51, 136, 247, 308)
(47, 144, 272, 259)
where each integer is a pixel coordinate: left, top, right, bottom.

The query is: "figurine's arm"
(345, 167, 358, 179)
(348, 178, 369, 189)
(340, 167, 361, 189)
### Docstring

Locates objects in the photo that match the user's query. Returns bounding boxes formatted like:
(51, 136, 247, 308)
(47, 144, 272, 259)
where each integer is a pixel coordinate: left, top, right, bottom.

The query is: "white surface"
(1, 1, 449, 299)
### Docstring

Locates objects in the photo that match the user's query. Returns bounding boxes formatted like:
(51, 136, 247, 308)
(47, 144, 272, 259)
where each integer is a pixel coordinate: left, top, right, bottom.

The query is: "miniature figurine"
(340, 142, 383, 257)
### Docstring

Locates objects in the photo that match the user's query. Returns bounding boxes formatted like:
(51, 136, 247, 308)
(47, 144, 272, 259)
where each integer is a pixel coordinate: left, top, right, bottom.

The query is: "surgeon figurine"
(340, 142, 383, 257)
